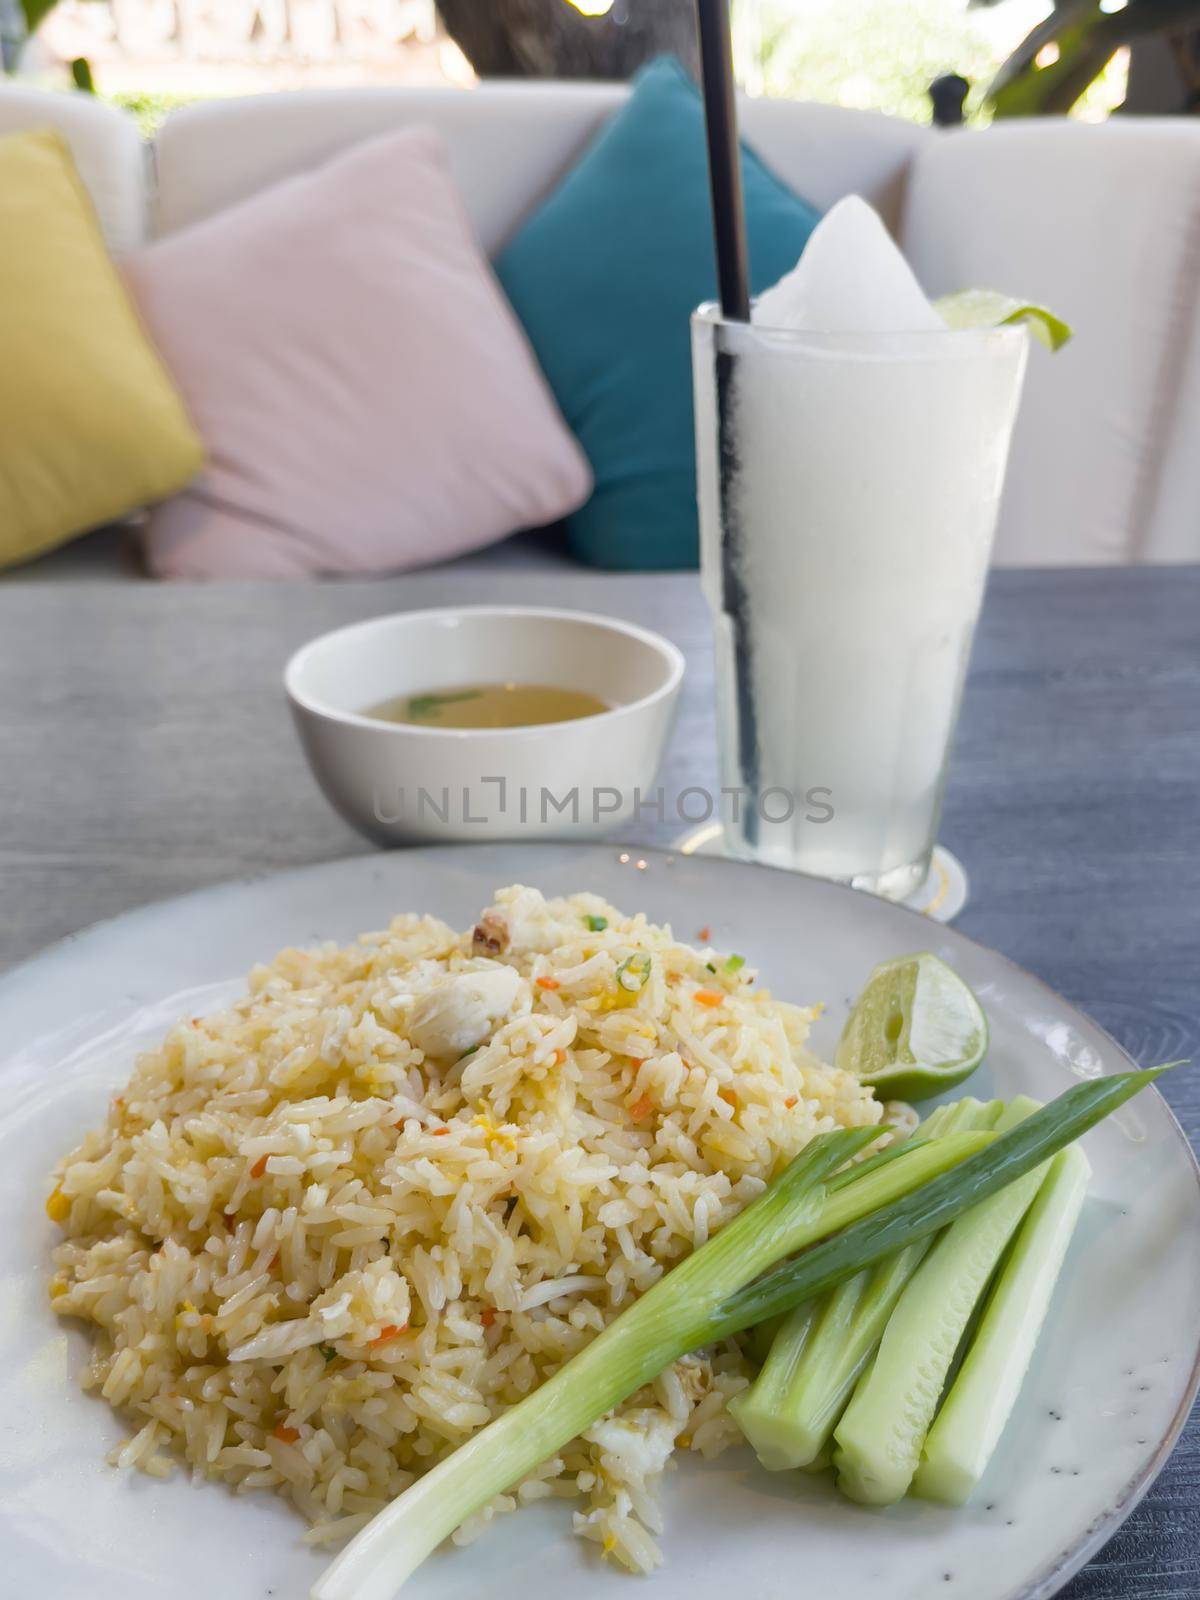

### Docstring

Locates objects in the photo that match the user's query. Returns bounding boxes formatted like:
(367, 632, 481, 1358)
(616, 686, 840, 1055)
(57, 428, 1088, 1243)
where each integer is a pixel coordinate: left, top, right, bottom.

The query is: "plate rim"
(2, 840, 1197, 1600)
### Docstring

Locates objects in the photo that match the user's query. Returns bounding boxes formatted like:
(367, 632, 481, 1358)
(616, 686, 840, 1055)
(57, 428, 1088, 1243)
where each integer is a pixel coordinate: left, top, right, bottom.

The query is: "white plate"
(1, 845, 1196, 1600)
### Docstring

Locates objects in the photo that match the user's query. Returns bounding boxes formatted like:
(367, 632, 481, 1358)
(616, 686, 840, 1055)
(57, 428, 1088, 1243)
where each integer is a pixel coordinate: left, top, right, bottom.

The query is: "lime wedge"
(934, 289, 1072, 352)
(835, 953, 988, 1102)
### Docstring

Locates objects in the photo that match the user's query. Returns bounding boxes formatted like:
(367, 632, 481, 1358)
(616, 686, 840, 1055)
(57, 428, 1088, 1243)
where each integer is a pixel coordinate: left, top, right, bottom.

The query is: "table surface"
(2, 561, 1197, 1597)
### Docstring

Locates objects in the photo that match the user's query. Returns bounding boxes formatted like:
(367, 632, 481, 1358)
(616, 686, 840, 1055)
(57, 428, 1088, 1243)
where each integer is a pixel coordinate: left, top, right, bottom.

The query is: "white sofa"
(4, 80, 1200, 570)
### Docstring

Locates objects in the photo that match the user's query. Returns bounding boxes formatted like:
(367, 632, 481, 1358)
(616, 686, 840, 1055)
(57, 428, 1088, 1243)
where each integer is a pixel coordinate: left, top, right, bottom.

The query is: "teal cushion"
(494, 56, 820, 570)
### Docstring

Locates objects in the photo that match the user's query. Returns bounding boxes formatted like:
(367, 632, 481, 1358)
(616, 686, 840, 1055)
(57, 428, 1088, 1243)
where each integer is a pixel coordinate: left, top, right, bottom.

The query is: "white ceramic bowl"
(285, 606, 685, 844)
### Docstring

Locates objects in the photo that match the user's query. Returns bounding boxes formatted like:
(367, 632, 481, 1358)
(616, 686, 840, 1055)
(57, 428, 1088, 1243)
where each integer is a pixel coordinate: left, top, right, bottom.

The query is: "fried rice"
(47, 884, 893, 1572)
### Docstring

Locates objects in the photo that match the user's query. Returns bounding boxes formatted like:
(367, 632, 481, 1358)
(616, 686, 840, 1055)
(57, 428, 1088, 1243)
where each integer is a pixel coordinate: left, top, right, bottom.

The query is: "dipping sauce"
(364, 683, 610, 730)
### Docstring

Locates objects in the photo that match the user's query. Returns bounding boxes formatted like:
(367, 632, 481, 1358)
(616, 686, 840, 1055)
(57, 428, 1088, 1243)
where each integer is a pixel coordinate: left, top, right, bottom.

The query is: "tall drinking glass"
(691, 305, 1028, 900)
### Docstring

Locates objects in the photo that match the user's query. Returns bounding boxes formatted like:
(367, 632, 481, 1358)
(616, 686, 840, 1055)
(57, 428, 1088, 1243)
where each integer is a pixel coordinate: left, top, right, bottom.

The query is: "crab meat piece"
(471, 914, 509, 955)
(479, 887, 571, 955)
(406, 965, 524, 1059)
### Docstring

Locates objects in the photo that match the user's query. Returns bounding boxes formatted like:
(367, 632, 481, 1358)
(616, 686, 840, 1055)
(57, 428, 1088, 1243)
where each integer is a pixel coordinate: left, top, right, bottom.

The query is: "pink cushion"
(124, 125, 591, 580)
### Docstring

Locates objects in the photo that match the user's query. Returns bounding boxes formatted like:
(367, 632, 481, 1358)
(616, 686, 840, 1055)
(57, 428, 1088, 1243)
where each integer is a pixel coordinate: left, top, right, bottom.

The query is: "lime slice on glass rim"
(835, 952, 988, 1102)
(934, 289, 1073, 352)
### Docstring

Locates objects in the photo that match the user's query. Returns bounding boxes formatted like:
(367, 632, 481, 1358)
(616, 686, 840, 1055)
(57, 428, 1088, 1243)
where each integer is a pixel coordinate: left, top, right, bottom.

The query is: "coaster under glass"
(673, 824, 969, 924)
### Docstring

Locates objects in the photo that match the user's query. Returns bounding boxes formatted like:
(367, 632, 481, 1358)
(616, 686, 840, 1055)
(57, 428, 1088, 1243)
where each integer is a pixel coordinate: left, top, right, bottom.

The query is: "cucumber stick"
(832, 1095, 1047, 1506)
(729, 1300, 821, 1467)
(913, 1142, 1090, 1505)
(744, 1313, 786, 1369)
(731, 1098, 1002, 1471)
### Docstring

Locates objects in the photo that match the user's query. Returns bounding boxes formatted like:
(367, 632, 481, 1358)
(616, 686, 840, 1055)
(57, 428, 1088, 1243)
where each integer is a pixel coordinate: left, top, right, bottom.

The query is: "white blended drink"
(692, 198, 1028, 899)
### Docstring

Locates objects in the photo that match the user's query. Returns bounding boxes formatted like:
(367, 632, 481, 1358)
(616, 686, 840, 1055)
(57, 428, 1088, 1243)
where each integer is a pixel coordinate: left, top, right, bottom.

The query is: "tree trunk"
(1165, 28, 1200, 111)
(436, 0, 699, 80)
(1123, 29, 1200, 113)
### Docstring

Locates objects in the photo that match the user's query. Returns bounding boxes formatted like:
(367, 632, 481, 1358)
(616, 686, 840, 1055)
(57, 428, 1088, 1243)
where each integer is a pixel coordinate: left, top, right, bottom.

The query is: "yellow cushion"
(0, 127, 203, 570)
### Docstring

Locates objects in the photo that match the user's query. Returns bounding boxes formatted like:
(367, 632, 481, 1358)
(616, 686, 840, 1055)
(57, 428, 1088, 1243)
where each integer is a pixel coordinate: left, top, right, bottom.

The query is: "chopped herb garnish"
(615, 954, 652, 993)
(725, 954, 746, 974)
(318, 1343, 337, 1364)
(583, 914, 608, 932)
(705, 962, 717, 974)
(407, 690, 482, 720)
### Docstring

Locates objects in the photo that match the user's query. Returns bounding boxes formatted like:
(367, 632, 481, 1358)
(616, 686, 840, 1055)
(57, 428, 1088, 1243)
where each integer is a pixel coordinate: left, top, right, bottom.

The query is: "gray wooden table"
(1, 562, 1197, 1596)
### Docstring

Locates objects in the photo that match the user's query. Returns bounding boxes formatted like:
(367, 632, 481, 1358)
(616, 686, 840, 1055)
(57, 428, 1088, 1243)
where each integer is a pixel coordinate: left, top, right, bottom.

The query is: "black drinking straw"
(693, 0, 760, 846)
(695, 0, 750, 321)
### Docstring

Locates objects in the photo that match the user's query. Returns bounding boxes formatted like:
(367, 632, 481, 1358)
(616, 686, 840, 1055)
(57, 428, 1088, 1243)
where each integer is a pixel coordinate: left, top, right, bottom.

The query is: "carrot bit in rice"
(367, 1323, 408, 1349)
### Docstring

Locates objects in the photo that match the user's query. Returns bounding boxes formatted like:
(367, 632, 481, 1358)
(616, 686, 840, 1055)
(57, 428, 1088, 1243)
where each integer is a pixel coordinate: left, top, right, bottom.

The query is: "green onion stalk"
(313, 1068, 1166, 1600)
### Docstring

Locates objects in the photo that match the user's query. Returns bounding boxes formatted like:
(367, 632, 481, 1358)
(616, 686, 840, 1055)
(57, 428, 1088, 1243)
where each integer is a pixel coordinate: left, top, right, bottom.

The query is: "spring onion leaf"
(710, 1066, 1170, 1339)
(406, 691, 481, 719)
(823, 1134, 932, 1193)
(615, 954, 652, 993)
(583, 915, 608, 932)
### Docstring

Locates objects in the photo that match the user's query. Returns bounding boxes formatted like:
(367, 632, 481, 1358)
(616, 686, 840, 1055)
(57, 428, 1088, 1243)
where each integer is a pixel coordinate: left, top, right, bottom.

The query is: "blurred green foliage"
(750, 0, 1129, 123)
(107, 90, 199, 134)
(19, 0, 60, 32)
(984, 0, 1199, 116)
(754, 0, 1002, 123)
